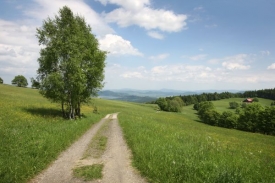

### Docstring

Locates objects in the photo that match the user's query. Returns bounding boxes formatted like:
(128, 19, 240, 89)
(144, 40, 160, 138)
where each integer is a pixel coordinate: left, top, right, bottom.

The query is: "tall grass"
(118, 102, 275, 182)
(0, 85, 116, 183)
(1, 84, 275, 182)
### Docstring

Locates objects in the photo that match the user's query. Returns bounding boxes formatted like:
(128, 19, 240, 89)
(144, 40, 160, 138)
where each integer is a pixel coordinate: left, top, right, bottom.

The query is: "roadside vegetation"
(118, 100, 275, 182)
(0, 84, 106, 183)
(1, 84, 275, 182)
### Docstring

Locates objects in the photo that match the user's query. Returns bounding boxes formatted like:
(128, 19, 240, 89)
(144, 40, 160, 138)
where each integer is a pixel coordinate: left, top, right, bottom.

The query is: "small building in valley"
(243, 98, 253, 103)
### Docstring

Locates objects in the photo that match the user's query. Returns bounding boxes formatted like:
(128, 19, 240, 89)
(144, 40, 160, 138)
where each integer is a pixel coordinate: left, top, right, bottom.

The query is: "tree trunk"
(62, 101, 65, 118)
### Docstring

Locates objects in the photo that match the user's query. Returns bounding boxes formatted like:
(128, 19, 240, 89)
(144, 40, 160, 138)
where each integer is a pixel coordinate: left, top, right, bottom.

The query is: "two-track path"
(30, 113, 146, 183)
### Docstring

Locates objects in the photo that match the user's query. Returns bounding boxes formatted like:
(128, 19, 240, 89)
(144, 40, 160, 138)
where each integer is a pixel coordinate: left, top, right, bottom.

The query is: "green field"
(1, 84, 275, 182)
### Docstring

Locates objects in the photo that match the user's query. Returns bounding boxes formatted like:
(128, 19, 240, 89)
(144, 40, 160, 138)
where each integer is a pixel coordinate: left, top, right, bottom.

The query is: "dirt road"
(30, 113, 146, 183)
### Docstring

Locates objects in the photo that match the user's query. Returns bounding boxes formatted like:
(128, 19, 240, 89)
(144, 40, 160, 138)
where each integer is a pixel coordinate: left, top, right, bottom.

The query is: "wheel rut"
(29, 113, 146, 183)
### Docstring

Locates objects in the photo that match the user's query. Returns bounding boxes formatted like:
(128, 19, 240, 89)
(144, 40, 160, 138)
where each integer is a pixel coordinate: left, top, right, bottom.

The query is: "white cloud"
(117, 64, 219, 83)
(221, 54, 251, 70)
(24, 0, 114, 36)
(104, 61, 275, 90)
(101, 0, 187, 32)
(194, 6, 204, 11)
(0, 0, 126, 85)
(205, 24, 218, 28)
(96, 0, 150, 11)
(267, 63, 275, 70)
(149, 53, 169, 60)
(99, 34, 143, 56)
(261, 50, 270, 56)
(121, 71, 144, 78)
(0, 18, 40, 79)
(208, 54, 251, 70)
(189, 54, 207, 61)
(222, 62, 250, 70)
(147, 31, 164, 39)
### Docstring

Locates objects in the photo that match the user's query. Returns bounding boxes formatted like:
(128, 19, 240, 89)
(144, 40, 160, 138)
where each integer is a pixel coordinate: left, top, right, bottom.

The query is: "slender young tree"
(36, 6, 106, 119)
(30, 77, 40, 89)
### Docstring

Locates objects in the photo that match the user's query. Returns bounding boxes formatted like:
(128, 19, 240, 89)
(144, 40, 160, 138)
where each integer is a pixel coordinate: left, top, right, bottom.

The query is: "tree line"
(152, 89, 275, 112)
(196, 101, 275, 136)
(152, 89, 275, 135)
(0, 75, 41, 89)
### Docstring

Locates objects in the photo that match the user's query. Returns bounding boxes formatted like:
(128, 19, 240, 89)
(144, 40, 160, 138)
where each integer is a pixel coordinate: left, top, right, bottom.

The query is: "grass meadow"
(1, 84, 275, 182)
(118, 100, 275, 182)
(0, 84, 112, 183)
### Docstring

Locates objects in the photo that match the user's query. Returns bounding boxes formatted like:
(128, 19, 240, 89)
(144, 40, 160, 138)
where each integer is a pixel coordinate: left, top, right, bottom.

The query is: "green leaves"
(36, 6, 106, 119)
(11, 75, 28, 87)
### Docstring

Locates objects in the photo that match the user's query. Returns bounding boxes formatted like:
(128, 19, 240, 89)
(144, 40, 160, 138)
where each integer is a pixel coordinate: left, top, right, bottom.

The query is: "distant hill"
(98, 89, 244, 103)
(98, 90, 157, 103)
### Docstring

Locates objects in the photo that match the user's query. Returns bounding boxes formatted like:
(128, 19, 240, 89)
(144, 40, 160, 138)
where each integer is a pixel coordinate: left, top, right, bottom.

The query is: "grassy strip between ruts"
(82, 118, 110, 159)
(73, 118, 110, 181)
(73, 164, 103, 181)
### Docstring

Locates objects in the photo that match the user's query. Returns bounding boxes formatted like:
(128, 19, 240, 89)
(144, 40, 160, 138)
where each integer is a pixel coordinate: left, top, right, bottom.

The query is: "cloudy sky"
(0, 0, 275, 91)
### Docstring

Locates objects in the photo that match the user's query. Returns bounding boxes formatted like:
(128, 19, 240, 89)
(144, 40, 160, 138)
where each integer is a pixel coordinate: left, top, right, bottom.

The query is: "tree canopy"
(0, 77, 3, 84)
(30, 77, 40, 89)
(36, 6, 106, 119)
(12, 75, 28, 87)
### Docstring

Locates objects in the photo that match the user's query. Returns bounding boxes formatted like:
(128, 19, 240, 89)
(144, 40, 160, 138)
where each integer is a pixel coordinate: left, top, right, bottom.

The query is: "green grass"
(0, 85, 115, 183)
(1, 84, 275, 183)
(73, 164, 103, 181)
(83, 119, 110, 159)
(117, 100, 275, 182)
(211, 98, 273, 112)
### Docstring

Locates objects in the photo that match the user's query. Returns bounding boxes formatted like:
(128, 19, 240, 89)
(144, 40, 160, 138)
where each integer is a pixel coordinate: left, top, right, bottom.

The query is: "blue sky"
(0, 0, 275, 91)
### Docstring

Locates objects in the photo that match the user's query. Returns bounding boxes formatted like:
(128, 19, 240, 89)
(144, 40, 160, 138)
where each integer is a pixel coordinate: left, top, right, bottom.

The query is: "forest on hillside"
(151, 88, 275, 136)
(152, 88, 275, 112)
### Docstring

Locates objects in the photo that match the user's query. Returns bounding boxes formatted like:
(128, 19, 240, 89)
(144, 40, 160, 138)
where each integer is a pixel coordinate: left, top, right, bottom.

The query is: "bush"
(167, 99, 182, 112)
(229, 101, 239, 109)
(237, 103, 264, 132)
(253, 97, 259, 102)
(241, 102, 248, 108)
(193, 103, 200, 110)
(156, 97, 184, 112)
(202, 110, 220, 126)
(197, 101, 214, 117)
(219, 111, 238, 128)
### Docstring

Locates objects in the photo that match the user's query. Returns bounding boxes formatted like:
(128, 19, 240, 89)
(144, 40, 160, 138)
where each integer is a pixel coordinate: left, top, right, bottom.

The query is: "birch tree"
(36, 6, 106, 119)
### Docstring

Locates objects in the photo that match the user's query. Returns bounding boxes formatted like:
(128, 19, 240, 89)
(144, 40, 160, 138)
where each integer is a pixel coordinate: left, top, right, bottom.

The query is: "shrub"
(219, 111, 238, 128)
(238, 103, 264, 132)
(253, 97, 259, 102)
(229, 101, 239, 109)
(193, 103, 200, 110)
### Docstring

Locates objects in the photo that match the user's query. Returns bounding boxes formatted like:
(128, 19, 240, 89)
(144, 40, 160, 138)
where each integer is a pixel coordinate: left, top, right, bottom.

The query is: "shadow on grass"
(22, 107, 62, 118)
(23, 107, 89, 119)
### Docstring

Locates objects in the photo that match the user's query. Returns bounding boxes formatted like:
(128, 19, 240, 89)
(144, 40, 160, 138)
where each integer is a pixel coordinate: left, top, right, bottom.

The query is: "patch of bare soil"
(29, 113, 147, 183)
